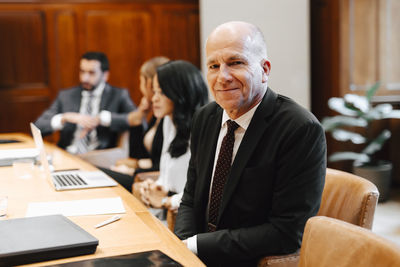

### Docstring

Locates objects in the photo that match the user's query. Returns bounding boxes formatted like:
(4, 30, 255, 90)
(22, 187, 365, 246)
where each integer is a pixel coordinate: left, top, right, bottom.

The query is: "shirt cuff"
(186, 235, 198, 255)
(99, 110, 111, 126)
(169, 192, 183, 210)
(51, 114, 64, 130)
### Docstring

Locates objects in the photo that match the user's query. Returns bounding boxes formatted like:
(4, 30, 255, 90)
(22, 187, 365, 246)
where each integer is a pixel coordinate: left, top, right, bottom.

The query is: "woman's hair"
(140, 56, 170, 79)
(156, 60, 209, 158)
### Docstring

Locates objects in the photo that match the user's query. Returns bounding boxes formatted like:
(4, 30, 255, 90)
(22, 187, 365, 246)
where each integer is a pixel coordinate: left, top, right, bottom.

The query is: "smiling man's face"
(206, 22, 270, 119)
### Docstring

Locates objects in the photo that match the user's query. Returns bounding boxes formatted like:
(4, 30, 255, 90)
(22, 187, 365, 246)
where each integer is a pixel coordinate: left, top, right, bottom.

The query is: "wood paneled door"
(0, 0, 199, 135)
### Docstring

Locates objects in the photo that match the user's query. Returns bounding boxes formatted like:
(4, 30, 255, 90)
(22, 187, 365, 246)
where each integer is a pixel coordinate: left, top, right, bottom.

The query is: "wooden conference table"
(0, 133, 204, 266)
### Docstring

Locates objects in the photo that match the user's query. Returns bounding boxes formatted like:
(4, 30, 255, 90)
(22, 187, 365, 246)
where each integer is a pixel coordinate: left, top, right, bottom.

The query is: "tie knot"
(226, 120, 239, 134)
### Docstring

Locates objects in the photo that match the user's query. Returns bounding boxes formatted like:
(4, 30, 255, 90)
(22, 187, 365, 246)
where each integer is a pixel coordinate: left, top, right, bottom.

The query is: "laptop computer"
(30, 123, 118, 191)
(0, 148, 38, 167)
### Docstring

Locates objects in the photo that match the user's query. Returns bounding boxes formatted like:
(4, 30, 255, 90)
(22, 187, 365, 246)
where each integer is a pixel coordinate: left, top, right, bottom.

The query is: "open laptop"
(30, 123, 118, 191)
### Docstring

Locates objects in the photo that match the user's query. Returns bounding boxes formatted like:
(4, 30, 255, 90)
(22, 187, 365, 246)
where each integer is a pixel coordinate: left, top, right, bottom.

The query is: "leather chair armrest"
(257, 252, 300, 267)
(134, 171, 160, 183)
(167, 207, 178, 231)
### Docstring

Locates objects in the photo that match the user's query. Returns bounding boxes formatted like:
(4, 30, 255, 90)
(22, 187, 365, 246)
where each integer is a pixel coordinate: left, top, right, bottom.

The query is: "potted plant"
(322, 82, 400, 201)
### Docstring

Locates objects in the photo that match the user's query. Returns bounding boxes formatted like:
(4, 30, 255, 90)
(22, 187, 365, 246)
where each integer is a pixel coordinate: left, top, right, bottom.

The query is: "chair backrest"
(299, 216, 400, 267)
(258, 168, 379, 267)
(317, 168, 379, 229)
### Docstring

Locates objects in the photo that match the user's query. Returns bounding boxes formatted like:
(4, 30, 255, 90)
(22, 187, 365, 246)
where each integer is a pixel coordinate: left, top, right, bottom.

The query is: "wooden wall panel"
(349, 0, 379, 89)
(381, 0, 400, 91)
(85, 8, 153, 103)
(54, 10, 79, 91)
(0, 0, 200, 135)
(0, 96, 49, 133)
(0, 10, 47, 88)
(154, 5, 200, 67)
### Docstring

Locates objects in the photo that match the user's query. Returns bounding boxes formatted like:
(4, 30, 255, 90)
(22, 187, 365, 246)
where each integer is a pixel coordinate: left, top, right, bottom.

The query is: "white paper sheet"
(26, 197, 126, 217)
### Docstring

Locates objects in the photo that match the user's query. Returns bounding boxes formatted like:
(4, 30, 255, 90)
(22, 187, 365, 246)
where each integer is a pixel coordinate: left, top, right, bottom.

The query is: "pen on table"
(94, 215, 121, 229)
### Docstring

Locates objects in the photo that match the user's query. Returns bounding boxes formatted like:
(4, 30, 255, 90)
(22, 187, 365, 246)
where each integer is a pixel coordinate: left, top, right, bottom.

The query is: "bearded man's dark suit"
(175, 88, 326, 267)
(34, 84, 135, 150)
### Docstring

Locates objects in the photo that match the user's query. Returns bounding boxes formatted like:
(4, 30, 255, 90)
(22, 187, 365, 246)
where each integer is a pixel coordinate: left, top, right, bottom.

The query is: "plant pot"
(352, 161, 392, 202)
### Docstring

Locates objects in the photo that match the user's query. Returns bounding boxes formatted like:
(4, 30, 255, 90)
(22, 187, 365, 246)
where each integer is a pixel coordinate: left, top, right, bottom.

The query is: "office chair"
(298, 216, 400, 267)
(257, 168, 379, 266)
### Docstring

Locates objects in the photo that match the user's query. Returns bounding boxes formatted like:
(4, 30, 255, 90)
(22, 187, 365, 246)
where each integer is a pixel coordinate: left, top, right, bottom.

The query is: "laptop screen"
(30, 123, 54, 188)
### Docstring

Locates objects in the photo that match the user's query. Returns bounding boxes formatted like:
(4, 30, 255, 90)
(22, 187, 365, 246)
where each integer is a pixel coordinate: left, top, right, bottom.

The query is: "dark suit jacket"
(129, 116, 164, 171)
(175, 88, 326, 267)
(34, 84, 135, 149)
(103, 117, 164, 192)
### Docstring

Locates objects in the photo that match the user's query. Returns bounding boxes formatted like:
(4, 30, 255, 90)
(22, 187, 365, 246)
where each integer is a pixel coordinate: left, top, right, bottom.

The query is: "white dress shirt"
(156, 115, 191, 209)
(186, 100, 262, 254)
(50, 82, 112, 154)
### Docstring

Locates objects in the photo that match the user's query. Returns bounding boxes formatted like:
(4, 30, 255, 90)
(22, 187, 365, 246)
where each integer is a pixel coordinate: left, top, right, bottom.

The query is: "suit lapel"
(71, 88, 83, 112)
(196, 107, 223, 213)
(217, 88, 278, 223)
(100, 83, 112, 110)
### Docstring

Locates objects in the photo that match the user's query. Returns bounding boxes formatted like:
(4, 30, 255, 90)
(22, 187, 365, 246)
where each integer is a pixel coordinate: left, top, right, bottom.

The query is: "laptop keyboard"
(52, 174, 87, 187)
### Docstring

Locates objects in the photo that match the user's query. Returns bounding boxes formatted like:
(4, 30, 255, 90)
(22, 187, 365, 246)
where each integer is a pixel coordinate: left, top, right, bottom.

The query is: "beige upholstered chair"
(316, 168, 379, 229)
(167, 207, 178, 231)
(298, 216, 400, 267)
(257, 168, 379, 267)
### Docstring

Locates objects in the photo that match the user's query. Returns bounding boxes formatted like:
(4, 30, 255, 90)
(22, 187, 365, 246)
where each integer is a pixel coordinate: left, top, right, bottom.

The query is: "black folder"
(47, 250, 183, 267)
(0, 215, 98, 266)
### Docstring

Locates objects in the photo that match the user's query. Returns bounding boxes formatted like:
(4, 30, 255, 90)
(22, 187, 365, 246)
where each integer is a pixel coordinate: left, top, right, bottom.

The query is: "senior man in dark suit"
(35, 51, 135, 154)
(175, 21, 327, 266)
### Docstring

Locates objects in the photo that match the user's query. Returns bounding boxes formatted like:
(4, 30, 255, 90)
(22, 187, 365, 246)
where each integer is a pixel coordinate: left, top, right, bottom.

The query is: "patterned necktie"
(76, 92, 94, 154)
(208, 120, 239, 232)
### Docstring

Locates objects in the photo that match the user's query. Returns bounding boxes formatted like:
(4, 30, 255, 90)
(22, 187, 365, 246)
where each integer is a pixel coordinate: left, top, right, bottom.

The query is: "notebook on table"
(0, 215, 98, 266)
(30, 123, 118, 191)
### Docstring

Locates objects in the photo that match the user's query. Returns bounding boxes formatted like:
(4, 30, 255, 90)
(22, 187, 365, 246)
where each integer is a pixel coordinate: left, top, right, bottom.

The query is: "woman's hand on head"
(138, 97, 151, 113)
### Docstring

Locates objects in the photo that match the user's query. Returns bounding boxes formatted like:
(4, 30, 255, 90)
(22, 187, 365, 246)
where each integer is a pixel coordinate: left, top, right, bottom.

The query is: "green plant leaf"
(382, 110, 400, 119)
(364, 104, 393, 120)
(366, 81, 381, 102)
(361, 129, 391, 155)
(328, 98, 359, 116)
(323, 81, 395, 164)
(331, 129, 366, 144)
(322, 116, 368, 131)
(329, 152, 370, 163)
(344, 94, 369, 113)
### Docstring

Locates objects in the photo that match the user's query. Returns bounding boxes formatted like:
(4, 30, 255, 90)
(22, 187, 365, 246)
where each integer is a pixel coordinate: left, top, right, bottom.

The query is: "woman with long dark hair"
(136, 60, 209, 212)
(107, 56, 169, 191)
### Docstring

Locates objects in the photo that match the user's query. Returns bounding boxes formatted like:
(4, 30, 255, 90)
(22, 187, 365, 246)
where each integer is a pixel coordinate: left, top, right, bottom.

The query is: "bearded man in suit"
(35, 51, 135, 154)
(175, 21, 327, 266)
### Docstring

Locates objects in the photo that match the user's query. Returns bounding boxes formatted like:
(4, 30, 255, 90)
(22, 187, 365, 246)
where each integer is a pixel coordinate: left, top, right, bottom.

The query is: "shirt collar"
(82, 82, 106, 97)
(221, 100, 263, 131)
